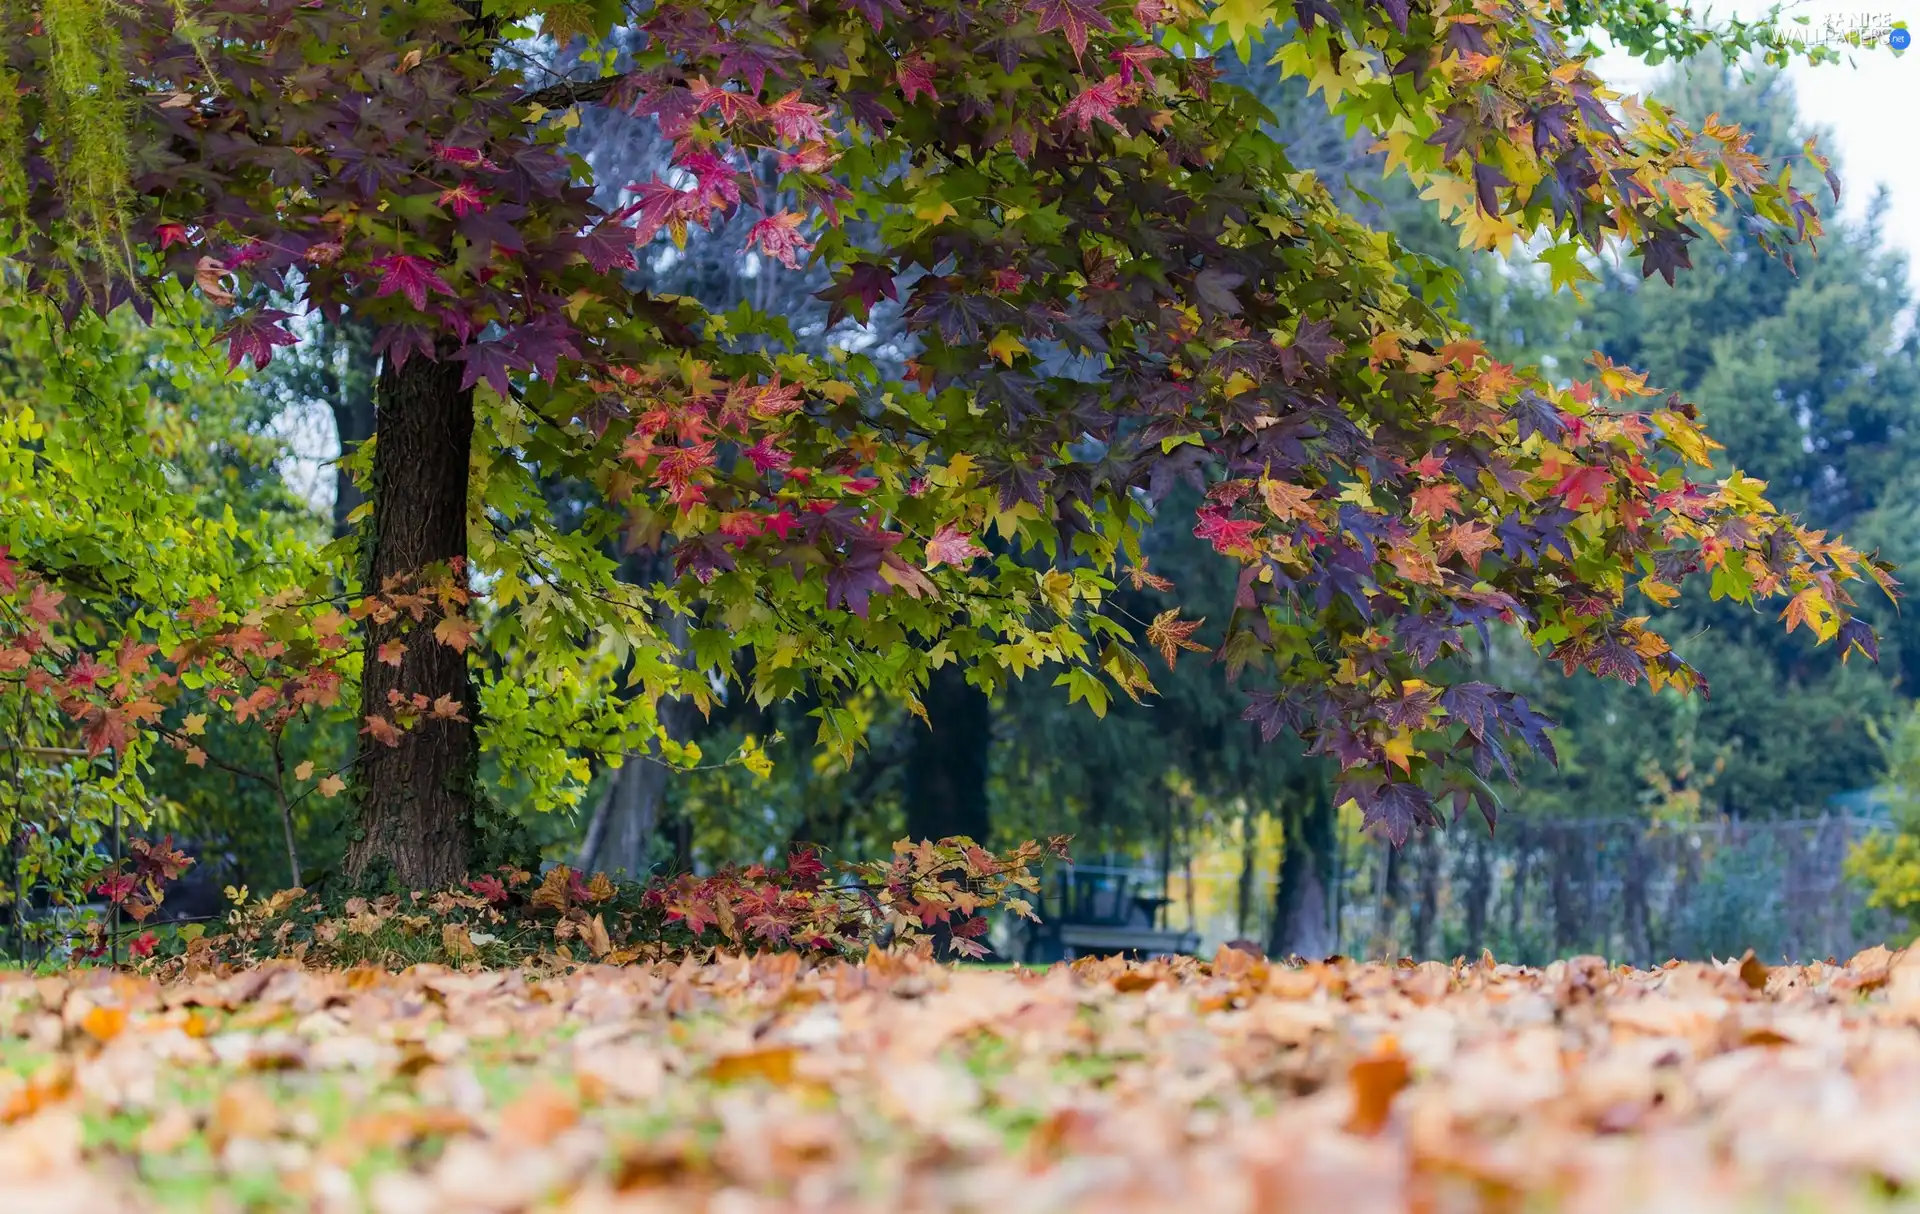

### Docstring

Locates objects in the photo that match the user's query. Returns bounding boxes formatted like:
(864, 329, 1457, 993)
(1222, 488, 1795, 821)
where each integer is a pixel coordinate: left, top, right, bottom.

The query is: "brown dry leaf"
(210, 1080, 279, 1148)
(135, 1105, 196, 1154)
(1345, 1041, 1410, 1137)
(347, 1106, 475, 1151)
(194, 256, 236, 307)
(1113, 968, 1161, 993)
(530, 866, 571, 913)
(495, 1081, 579, 1147)
(24, 942, 1920, 1212)
(442, 923, 478, 961)
(1, 1063, 72, 1124)
(586, 913, 612, 959)
(1738, 950, 1770, 991)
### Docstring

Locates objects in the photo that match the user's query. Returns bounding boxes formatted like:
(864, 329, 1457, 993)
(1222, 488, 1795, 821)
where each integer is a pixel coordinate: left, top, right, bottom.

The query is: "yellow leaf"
(1419, 174, 1475, 221)
(1208, 0, 1276, 51)
(183, 713, 208, 737)
(294, 760, 315, 782)
(933, 452, 977, 488)
(914, 199, 957, 225)
(986, 331, 1028, 366)
(1383, 730, 1417, 775)
(1038, 569, 1075, 617)
(317, 774, 346, 798)
(1638, 578, 1680, 608)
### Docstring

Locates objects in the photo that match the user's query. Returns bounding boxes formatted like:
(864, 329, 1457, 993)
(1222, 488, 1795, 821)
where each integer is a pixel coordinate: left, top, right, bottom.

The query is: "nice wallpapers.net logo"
(1767, 10, 1911, 50)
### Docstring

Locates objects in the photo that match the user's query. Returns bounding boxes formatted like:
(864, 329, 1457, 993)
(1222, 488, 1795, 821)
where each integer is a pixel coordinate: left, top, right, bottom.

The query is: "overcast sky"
(1596, 2, 1920, 267)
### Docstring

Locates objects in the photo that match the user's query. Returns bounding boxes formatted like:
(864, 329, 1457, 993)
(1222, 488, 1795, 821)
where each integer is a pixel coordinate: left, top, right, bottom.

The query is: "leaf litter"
(10, 944, 1920, 1212)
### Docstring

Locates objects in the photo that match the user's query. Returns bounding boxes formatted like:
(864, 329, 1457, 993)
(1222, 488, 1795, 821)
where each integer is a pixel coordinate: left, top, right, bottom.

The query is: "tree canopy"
(0, 0, 1892, 887)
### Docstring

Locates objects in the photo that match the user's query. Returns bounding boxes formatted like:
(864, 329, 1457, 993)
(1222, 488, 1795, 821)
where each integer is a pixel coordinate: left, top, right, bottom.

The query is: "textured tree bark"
(904, 663, 992, 845)
(323, 319, 379, 541)
(344, 353, 477, 890)
(1268, 790, 1336, 961)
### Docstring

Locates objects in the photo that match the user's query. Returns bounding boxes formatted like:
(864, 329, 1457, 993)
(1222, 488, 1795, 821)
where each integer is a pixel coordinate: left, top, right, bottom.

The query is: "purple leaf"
(218, 307, 298, 371)
(453, 341, 529, 398)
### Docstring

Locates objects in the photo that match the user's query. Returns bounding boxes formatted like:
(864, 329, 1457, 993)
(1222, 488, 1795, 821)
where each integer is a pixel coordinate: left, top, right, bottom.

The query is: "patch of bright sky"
(1594, 1, 1920, 268)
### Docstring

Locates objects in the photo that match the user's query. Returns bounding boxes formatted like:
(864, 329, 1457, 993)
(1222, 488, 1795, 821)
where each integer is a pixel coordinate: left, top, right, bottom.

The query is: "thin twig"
(271, 736, 303, 889)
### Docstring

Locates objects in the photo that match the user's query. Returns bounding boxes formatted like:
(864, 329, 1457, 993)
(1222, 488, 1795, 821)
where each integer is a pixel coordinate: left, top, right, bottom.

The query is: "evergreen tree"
(1514, 63, 1920, 819)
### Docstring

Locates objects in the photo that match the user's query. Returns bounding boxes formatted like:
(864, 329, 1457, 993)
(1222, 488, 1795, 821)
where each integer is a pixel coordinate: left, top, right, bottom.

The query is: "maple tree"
(0, 0, 1896, 889)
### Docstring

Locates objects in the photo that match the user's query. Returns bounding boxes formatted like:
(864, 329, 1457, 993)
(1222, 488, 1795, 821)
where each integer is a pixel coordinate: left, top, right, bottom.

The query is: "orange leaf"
(80, 1005, 127, 1044)
(497, 1082, 580, 1147)
(706, 1046, 798, 1086)
(1345, 1043, 1410, 1136)
(1145, 609, 1208, 669)
(1410, 481, 1460, 521)
(1259, 477, 1317, 522)
(433, 614, 479, 653)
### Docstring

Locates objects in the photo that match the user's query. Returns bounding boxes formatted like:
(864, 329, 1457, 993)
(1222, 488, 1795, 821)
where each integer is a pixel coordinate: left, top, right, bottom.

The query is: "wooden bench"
(1056, 922, 1202, 960)
(1021, 868, 1203, 962)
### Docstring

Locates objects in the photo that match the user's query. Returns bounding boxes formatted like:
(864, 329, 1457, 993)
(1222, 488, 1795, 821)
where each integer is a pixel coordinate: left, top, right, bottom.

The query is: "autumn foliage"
(13, 944, 1920, 1211)
(90, 834, 1066, 973)
(0, 0, 1896, 886)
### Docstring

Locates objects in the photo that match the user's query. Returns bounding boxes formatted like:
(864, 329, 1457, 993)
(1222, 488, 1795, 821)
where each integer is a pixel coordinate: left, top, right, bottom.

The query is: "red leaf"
(63, 654, 108, 690)
(1553, 464, 1613, 511)
(24, 583, 63, 624)
(1111, 44, 1165, 86)
(925, 524, 986, 569)
(896, 53, 938, 104)
(467, 874, 508, 904)
(370, 254, 457, 313)
(745, 211, 812, 270)
(1027, 0, 1114, 59)
(437, 181, 489, 218)
(1193, 508, 1262, 557)
(1061, 74, 1125, 132)
(743, 437, 791, 475)
(83, 706, 131, 756)
(765, 92, 828, 143)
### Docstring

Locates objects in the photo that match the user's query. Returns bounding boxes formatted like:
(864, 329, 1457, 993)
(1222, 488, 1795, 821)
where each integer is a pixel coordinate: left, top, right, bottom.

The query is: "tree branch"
(516, 75, 623, 111)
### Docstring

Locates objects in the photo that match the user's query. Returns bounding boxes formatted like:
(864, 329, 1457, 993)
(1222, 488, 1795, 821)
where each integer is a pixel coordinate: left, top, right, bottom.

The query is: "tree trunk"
(1551, 831, 1578, 956)
(1268, 788, 1336, 961)
(1235, 805, 1255, 939)
(344, 353, 477, 890)
(323, 318, 379, 541)
(1622, 827, 1651, 967)
(583, 609, 695, 879)
(1410, 833, 1441, 960)
(904, 662, 991, 844)
(1464, 829, 1492, 957)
